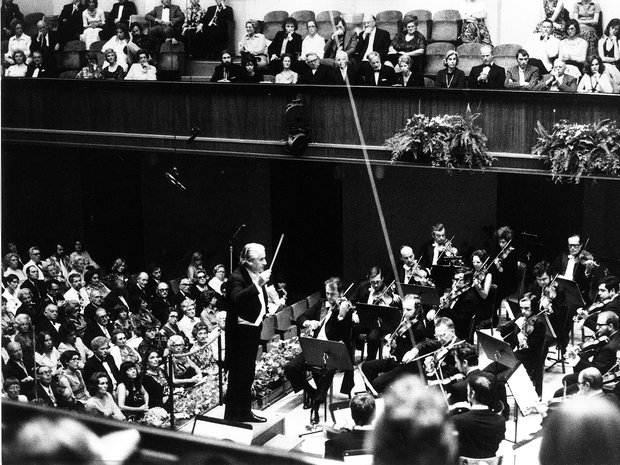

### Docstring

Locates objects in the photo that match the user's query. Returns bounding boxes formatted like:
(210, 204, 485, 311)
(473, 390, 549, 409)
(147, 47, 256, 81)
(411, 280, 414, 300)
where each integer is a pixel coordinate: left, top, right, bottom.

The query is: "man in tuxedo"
(64, 272, 90, 312)
(504, 48, 539, 90)
(145, 0, 185, 46)
(328, 50, 362, 85)
(441, 269, 482, 341)
(353, 13, 390, 64)
(284, 277, 355, 424)
(419, 223, 459, 269)
(198, 0, 233, 60)
(576, 367, 619, 404)
(83, 336, 120, 393)
(468, 45, 506, 90)
(362, 51, 396, 86)
(152, 282, 175, 324)
(324, 393, 376, 461)
(551, 233, 597, 303)
(101, 0, 137, 41)
(83, 307, 114, 347)
(58, 0, 85, 47)
(532, 59, 578, 92)
(31, 20, 60, 72)
(36, 303, 61, 348)
(578, 276, 620, 331)
(22, 246, 45, 281)
(84, 289, 105, 323)
(174, 277, 195, 307)
(104, 278, 131, 314)
(26, 50, 57, 77)
(2, 341, 34, 393)
(298, 52, 331, 84)
(398, 245, 430, 285)
(27, 365, 57, 407)
(452, 376, 506, 459)
(210, 49, 241, 82)
(224, 243, 272, 423)
(20, 265, 45, 306)
(1, 0, 23, 40)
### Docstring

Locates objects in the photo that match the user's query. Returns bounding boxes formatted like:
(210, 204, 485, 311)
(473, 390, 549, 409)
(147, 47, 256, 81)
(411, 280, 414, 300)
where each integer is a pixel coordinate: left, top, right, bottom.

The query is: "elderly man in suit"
(353, 13, 390, 65)
(198, 0, 233, 60)
(328, 50, 363, 85)
(469, 45, 506, 89)
(533, 59, 578, 92)
(145, 0, 185, 46)
(298, 52, 331, 84)
(31, 20, 60, 72)
(83, 336, 120, 394)
(505, 48, 540, 90)
(362, 51, 396, 86)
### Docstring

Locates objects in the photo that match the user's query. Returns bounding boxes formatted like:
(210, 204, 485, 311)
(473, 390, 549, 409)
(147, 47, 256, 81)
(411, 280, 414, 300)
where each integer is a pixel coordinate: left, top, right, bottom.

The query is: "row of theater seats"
(259, 291, 321, 348)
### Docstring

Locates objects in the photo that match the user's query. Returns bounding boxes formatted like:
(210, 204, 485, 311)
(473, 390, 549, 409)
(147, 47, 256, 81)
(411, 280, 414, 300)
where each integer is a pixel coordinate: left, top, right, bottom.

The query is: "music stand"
(355, 304, 401, 334)
(397, 283, 440, 306)
(555, 277, 585, 310)
(431, 265, 459, 291)
(477, 330, 519, 371)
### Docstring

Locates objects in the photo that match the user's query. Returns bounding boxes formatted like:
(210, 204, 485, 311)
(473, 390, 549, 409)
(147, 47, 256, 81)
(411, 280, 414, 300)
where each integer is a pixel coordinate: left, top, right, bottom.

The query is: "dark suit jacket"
(504, 64, 539, 89)
(26, 63, 56, 78)
(576, 331, 620, 375)
(324, 33, 358, 59)
(226, 266, 268, 330)
(328, 65, 363, 85)
(83, 354, 121, 394)
(1, 3, 23, 32)
(604, 296, 620, 318)
(58, 2, 86, 44)
(210, 63, 242, 82)
(145, 5, 185, 28)
(151, 295, 175, 324)
(36, 316, 61, 347)
(436, 68, 467, 88)
(468, 63, 506, 89)
(83, 321, 115, 348)
(324, 428, 370, 461)
(394, 71, 424, 87)
(105, 1, 138, 30)
(103, 291, 131, 314)
(200, 4, 233, 34)
(2, 359, 34, 391)
(20, 279, 45, 304)
(550, 253, 594, 303)
(354, 27, 391, 62)
(532, 73, 578, 92)
(267, 31, 302, 60)
(362, 65, 396, 86)
(297, 63, 331, 84)
(446, 368, 493, 405)
(452, 408, 506, 458)
(27, 381, 56, 407)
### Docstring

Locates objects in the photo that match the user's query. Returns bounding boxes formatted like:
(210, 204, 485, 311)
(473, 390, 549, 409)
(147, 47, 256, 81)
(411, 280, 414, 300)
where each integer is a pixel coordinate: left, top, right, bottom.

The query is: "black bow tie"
(163, 6, 170, 9)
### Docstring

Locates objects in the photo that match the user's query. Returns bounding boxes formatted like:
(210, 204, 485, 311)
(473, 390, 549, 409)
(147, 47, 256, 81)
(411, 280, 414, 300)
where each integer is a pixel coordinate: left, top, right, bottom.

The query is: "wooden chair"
(260, 315, 276, 341)
(405, 9, 432, 39)
(424, 42, 455, 76)
(44, 15, 59, 32)
(375, 10, 403, 39)
(290, 10, 315, 39)
(424, 77, 435, 87)
(430, 10, 461, 44)
(275, 306, 296, 339)
(262, 11, 289, 41)
(59, 70, 78, 79)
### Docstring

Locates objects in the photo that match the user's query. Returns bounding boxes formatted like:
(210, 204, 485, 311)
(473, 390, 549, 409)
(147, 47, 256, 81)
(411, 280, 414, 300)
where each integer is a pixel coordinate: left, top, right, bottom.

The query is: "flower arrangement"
(384, 106, 494, 170)
(252, 337, 301, 398)
(531, 119, 620, 183)
(174, 374, 226, 419)
(143, 407, 170, 428)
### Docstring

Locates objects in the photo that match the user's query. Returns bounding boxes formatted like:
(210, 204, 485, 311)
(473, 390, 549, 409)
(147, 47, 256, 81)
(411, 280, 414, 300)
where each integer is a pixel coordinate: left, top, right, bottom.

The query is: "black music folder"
(354, 304, 401, 333)
(397, 283, 440, 306)
(299, 337, 353, 371)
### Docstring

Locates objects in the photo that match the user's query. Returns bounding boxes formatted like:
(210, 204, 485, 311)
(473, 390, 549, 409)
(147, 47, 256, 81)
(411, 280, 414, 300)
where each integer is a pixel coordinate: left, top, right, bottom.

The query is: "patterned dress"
(460, 1, 493, 46)
(534, 0, 568, 40)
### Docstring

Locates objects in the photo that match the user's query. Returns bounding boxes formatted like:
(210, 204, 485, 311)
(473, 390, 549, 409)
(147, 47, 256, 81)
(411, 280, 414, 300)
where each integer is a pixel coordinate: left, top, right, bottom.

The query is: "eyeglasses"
(519, 306, 531, 311)
(596, 323, 609, 327)
(568, 243, 581, 248)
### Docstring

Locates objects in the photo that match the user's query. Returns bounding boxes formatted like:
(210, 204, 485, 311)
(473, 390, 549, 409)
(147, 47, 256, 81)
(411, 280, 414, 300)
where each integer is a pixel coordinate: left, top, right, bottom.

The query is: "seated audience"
(386, 15, 426, 76)
(145, 0, 185, 47)
(186, 251, 204, 280)
(182, 0, 206, 59)
(160, 308, 188, 346)
(297, 52, 330, 84)
(101, 49, 126, 80)
(84, 371, 125, 420)
(4, 377, 28, 402)
(101, 0, 137, 41)
(34, 331, 62, 376)
(83, 336, 120, 393)
(5, 49, 27, 77)
(198, 0, 234, 60)
(28, 365, 57, 407)
(598, 19, 620, 87)
(436, 50, 467, 88)
(76, 51, 103, 79)
(138, 323, 166, 359)
(189, 322, 220, 374)
(370, 375, 457, 465)
(80, 0, 105, 49)
(58, 322, 92, 367)
(267, 17, 302, 75)
(452, 376, 506, 458)
(4, 21, 30, 65)
(533, 58, 578, 91)
(84, 268, 111, 299)
(199, 289, 223, 331)
(142, 350, 170, 409)
(58, 350, 90, 403)
(208, 264, 227, 295)
(3, 252, 26, 283)
(301, 20, 325, 60)
(505, 48, 540, 89)
(353, 13, 390, 65)
(84, 306, 114, 347)
(460, 0, 493, 46)
(102, 24, 129, 70)
(3, 273, 21, 314)
(178, 298, 199, 342)
(572, 0, 601, 57)
(31, 20, 60, 71)
(559, 19, 588, 74)
(533, 0, 568, 40)
(539, 397, 620, 465)
(578, 55, 615, 93)
(20, 265, 44, 305)
(527, 19, 561, 74)
(324, 393, 376, 461)
(110, 329, 141, 368)
(2, 341, 34, 394)
(468, 45, 506, 89)
(238, 19, 267, 69)
(166, 335, 202, 386)
(112, 304, 136, 338)
(125, 49, 157, 80)
(57, 0, 86, 47)
(117, 361, 149, 419)
(1, 0, 23, 41)
(127, 22, 157, 64)
(323, 16, 358, 65)
(393, 55, 423, 87)
(275, 53, 298, 84)
(104, 258, 130, 288)
(363, 51, 396, 86)
(211, 49, 241, 82)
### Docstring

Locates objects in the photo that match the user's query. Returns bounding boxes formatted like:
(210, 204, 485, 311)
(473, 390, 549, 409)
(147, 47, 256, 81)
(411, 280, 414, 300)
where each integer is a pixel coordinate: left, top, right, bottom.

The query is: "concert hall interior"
(3, 1, 620, 465)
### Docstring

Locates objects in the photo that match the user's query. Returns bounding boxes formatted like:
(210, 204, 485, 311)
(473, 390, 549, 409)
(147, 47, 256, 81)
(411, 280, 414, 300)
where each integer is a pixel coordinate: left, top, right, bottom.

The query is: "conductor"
(224, 243, 271, 422)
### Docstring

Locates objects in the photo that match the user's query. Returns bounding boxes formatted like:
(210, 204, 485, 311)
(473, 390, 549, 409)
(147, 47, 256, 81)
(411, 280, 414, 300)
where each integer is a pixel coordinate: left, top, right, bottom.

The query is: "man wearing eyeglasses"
(551, 233, 597, 304)
(298, 52, 330, 84)
(576, 367, 618, 404)
(28, 366, 57, 407)
(22, 246, 46, 281)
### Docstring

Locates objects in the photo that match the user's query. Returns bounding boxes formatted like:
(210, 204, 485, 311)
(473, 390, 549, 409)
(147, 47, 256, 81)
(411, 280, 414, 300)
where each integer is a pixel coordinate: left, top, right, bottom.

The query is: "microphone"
(232, 224, 246, 241)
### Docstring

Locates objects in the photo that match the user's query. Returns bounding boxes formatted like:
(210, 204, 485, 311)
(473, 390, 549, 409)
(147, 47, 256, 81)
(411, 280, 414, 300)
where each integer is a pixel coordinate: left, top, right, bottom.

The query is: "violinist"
(489, 226, 519, 311)
(360, 294, 425, 393)
(445, 342, 491, 408)
(498, 295, 548, 396)
(576, 276, 620, 332)
(419, 223, 459, 268)
(551, 234, 597, 305)
(283, 277, 355, 424)
(576, 367, 619, 404)
(351, 267, 401, 361)
(555, 311, 620, 397)
(399, 245, 431, 286)
(439, 269, 482, 341)
(471, 250, 494, 325)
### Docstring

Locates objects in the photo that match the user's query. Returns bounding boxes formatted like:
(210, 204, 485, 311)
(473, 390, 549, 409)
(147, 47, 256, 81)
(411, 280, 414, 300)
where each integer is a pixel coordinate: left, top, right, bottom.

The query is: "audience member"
(190, 322, 220, 374)
(186, 251, 204, 280)
(166, 334, 202, 386)
(142, 349, 170, 408)
(211, 49, 241, 82)
(84, 307, 114, 347)
(110, 330, 141, 368)
(22, 245, 45, 280)
(275, 53, 298, 84)
(572, 0, 601, 57)
(80, 0, 105, 49)
(436, 50, 467, 88)
(129, 271, 150, 303)
(301, 20, 325, 60)
(36, 303, 61, 347)
(84, 336, 120, 393)
(151, 282, 174, 324)
(31, 20, 60, 71)
(116, 361, 149, 419)
(328, 50, 362, 85)
(386, 15, 426, 76)
(127, 22, 157, 64)
(4, 377, 28, 402)
(528, 19, 561, 74)
(125, 49, 157, 80)
(3, 252, 26, 282)
(208, 264, 227, 295)
(559, 19, 588, 74)
(323, 16, 358, 64)
(267, 17, 302, 75)
(363, 51, 396, 86)
(27, 365, 57, 407)
(101, 0, 137, 41)
(182, 0, 206, 59)
(112, 304, 137, 338)
(76, 51, 103, 79)
(145, 0, 185, 47)
(1, 0, 23, 41)
(58, 0, 86, 47)
(370, 375, 457, 465)
(178, 298, 200, 342)
(298, 52, 331, 84)
(15, 288, 35, 318)
(577, 55, 615, 93)
(101, 48, 126, 80)
(460, 0, 493, 46)
(533, 58, 578, 91)
(324, 393, 376, 461)
(599, 19, 620, 85)
(20, 265, 44, 305)
(2, 341, 34, 393)
(468, 45, 506, 89)
(3, 274, 21, 314)
(4, 21, 30, 65)
(239, 19, 267, 69)
(58, 349, 90, 403)
(353, 13, 390, 65)
(85, 268, 111, 299)
(85, 371, 125, 420)
(102, 23, 130, 70)
(199, 0, 233, 60)
(64, 272, 90, 311)
(505, 48, 540, 89)
(58, 322, 92, 367)
(138, 323, 166, 359)
(104, 258, 130, 288)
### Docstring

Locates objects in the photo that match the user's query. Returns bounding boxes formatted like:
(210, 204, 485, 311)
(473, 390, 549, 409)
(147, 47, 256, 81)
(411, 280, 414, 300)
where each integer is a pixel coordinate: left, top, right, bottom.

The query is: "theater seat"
(263, 11, 289, 41)
(456, 43, 483, 77)
(316, 10, 342, 33)
(129, 15, 149, 35)
(430, 10, 461, 44)
(59, 40, 86, 72)
(342, 13, 364, 37)
(159, 42, 185, 79)
(290, 10, 315, 39)
(375, 10, 403, 39)
(44, 15, 59, 32)
(89, 40, 106, 67)
(492, 43, 523, 71)
(59, 70, 77, 79)
(404, 9, 432, 39)
(424, 42, 455, 76)
(424, 77, 435, 87)
(24, 12, 44, 37)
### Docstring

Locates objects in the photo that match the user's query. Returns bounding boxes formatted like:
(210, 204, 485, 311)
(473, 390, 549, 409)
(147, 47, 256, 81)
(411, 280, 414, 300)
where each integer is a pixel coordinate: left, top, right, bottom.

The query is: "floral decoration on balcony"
(252, 337, 301, 399)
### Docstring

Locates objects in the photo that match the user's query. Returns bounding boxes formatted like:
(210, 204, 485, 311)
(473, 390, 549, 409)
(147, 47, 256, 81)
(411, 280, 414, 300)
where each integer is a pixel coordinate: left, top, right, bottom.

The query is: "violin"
(423, 339, 464, 377)
(603, 362, 620, 385)
(573, 299, 606, 323)
(405, 261, 434, 287)
(577, 249, 600, 269)
(493, 240, 514, 272)
(372, 280, 397, 306)
(437, 235, 458, 261)
(539, 275, 559, 313)
(565, 335, 610, 366)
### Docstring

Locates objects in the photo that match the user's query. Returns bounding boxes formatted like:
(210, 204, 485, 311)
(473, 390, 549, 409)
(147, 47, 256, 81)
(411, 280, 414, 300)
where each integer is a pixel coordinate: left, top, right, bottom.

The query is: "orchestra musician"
(438, 269, 482, 341)
(419, 223, 459, 268)
(283, 277, 354, 424)
(498, 295, 548, 397)
(489, 226, 519, 314)
(576, 367, 619, 404)
(223, 243, 271, 423)
(399, 245, 431, 286)
(471, 250, 494, 325)
(576, 276, 620, 332)
(351, 266, 401, 361)
(445, 342, 493, 409)
(360, 294, 427, 393)
(551, 233, 598, 305)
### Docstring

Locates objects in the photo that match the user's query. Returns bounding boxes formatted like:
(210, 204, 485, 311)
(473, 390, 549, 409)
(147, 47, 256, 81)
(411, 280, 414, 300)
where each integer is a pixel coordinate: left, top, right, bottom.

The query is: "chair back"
(290, 10, 316, 38)
(291, 299, 309, 322)
(430, 10, 461, 43)
(260, 315, 276, 340)
(492, 43, 523, 71)
(263, 11, 289, 41)
(159, 41, 185, 73)
(60, 40, 86, 71)
(306, 291, 321, 309)
(424, 42, 455, 76)
(459, 455, 503, 465)
(404, 10, 432, 38)
(375, 10, 402, 39)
